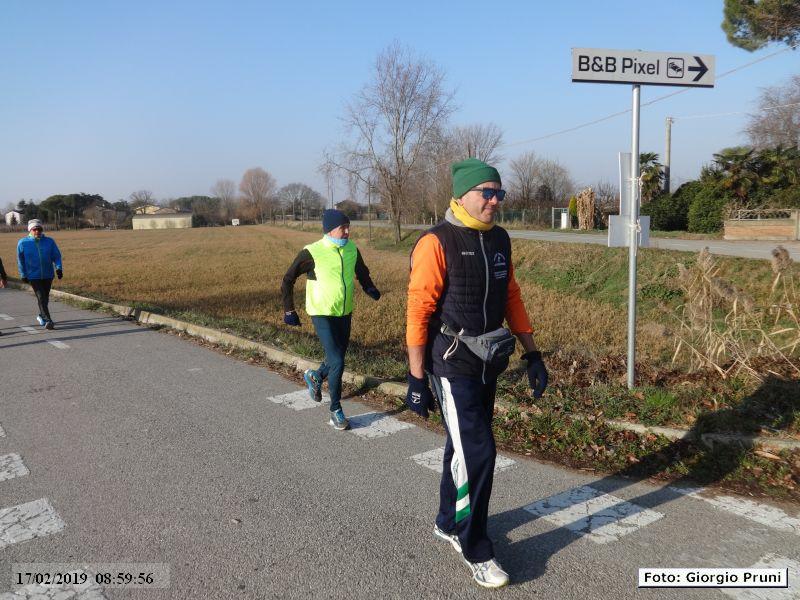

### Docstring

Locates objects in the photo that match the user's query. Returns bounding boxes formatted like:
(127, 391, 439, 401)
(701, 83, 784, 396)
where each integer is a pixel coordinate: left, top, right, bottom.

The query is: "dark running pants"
(29, 278, 53, 321)
(310, 315, 352, 413)
(429, 374, 498, 563)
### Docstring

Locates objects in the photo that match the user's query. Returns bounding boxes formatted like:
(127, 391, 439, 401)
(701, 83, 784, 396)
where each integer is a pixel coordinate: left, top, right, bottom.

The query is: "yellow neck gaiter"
(449, 199, 494, 231)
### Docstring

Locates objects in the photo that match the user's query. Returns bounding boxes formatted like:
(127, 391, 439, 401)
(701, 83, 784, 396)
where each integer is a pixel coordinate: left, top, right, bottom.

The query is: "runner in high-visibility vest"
(281, 209, 381, 430)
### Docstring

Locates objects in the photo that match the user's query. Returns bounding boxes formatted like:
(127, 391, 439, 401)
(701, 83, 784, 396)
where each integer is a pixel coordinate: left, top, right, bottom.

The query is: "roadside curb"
(7, 280, 799, 453)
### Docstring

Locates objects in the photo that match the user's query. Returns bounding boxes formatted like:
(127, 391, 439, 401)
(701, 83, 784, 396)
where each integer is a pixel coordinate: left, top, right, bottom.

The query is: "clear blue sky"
(1, 0, 797, 206)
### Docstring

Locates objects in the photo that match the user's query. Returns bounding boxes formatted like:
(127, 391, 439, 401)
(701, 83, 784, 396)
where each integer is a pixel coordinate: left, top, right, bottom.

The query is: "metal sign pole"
(627, 84, 641, 389)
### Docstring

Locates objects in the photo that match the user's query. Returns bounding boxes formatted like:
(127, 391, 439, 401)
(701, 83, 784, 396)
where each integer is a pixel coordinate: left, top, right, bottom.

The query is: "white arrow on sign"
(572, 48, 715, 88)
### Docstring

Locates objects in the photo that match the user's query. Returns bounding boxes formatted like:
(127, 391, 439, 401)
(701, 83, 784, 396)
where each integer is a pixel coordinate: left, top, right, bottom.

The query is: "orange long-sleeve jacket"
(406, 233, 532, 347)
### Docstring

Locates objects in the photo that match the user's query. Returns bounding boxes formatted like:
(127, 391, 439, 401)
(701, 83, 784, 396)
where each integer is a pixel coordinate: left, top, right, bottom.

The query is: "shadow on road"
(490, 376, 800, 584)
(0, 325, 149, 349)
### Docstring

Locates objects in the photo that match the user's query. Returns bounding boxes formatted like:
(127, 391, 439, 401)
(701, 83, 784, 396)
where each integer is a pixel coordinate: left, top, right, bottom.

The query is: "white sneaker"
(433, 524, 462, 553)
(462, 557, 509, 589)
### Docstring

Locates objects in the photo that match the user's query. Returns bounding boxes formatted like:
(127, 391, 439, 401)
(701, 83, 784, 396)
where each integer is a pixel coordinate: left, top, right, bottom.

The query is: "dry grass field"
(0, 224, 795, 380)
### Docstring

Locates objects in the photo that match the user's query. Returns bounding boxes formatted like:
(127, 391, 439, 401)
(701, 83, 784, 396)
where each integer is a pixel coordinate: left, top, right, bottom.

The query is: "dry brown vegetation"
(673, 247, 800, 380)
(2, 226, 797, 382)
(0, 226, 682, 375)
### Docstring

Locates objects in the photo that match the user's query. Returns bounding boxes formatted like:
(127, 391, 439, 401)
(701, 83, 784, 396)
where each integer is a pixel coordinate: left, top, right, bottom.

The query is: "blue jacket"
(17, 235, 62, 280)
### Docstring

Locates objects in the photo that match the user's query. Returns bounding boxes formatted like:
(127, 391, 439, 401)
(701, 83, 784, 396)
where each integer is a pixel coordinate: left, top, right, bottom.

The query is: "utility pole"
(664, 117, 673, 194)
(367, 179, 373, 242)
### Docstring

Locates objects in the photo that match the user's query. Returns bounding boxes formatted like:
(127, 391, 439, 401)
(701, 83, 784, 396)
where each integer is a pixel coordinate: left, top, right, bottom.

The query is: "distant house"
(132, 207, 192, 230)
(82, 201, 127, 228)
(4, 211, 23, 226)
(133, 204, 163, 215)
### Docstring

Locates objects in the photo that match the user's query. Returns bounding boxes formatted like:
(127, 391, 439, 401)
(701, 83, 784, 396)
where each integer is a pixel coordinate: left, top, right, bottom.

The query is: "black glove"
(523, 350, 549, 399)
(365, 287, 381, 301)
(283, 311, 300, 326)
(21, 277, 29, 284)
(56, 269, 63, 280)
(405, 373, 435, 419)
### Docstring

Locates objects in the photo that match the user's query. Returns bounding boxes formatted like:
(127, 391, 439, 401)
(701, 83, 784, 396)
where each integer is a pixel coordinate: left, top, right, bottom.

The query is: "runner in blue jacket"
(17, 219, 63, 329)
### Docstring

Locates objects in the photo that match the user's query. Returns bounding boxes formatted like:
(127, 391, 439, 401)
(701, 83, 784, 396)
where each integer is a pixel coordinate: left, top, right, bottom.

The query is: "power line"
(499, 45, 796, 149)
(673, 101, 800, 121)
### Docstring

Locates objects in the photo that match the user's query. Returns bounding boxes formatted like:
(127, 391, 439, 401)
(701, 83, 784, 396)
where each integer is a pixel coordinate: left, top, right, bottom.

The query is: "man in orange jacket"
(405, 158, 548, 589)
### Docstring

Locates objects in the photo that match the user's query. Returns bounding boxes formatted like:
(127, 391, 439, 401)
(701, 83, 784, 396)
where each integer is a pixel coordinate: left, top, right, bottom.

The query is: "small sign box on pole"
(608, 215, 650, 248)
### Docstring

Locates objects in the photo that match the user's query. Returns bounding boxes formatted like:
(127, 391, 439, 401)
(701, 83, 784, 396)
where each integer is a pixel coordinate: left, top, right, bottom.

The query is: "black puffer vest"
(412, 211, 513, 381)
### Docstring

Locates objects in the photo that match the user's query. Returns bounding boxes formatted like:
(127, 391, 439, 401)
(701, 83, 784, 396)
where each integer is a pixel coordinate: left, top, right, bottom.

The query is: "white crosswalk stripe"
(348, 412, 414, 439)
(0, 313, 14, 321)
(670, 487, 800, 535)
(0, 569, 108, 600)
(0, 454, 30, 482)
(0, 499, 66, 550)
(268, 389, 330, 411)
(0, 423, 5, 438)
(19, 326, 38, 335)
(523, 485, 664, 544)
(410, 447, 516, 475)
(720, 554, 800, 600)
(47, 340, 69, 349)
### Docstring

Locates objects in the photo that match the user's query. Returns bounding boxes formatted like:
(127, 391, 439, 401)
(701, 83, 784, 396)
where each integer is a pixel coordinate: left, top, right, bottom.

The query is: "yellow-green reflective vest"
(304, 237, 357, 316)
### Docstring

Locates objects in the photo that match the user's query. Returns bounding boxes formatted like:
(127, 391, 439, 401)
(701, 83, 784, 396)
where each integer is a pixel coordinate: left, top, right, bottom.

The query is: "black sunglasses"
(470, 187, 506, 202)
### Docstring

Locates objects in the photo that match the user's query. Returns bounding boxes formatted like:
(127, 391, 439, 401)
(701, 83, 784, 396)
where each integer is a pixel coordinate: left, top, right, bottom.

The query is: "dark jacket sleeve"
(355, 249, 375, 291)
(281, 249, 314, 312)
(0, 257, 6, 280)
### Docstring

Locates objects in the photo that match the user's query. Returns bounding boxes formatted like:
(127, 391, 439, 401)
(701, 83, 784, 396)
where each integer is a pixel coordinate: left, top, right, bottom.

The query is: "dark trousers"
(310, 315, 352, 413)
(430, 374, 498, 563)
(30, 278, 53, 321)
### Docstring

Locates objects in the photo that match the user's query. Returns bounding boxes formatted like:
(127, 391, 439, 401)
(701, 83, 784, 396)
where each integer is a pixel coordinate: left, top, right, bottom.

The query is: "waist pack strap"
(441, 323, 465, 360)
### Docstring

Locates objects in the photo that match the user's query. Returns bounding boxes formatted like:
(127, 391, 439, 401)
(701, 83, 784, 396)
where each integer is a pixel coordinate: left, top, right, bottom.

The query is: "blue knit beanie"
(322, 209, 350, 233)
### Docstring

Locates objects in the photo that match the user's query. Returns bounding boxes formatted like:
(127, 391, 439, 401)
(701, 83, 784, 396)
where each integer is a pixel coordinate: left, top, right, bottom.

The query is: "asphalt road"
(348, 221, 800, 261)
(1, 287, 799, 599)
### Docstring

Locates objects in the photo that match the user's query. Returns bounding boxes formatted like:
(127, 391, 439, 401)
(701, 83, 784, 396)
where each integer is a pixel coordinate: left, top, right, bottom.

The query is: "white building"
(4, 211, 23, 226)
(132, 208, 192, 230)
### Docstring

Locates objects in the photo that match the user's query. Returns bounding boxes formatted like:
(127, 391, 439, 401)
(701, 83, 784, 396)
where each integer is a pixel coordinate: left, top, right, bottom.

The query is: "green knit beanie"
(451, 158, 501, 199)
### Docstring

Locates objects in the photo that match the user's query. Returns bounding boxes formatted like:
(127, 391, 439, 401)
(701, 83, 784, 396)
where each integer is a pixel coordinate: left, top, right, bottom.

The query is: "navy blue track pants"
(429, 374, 498, 563)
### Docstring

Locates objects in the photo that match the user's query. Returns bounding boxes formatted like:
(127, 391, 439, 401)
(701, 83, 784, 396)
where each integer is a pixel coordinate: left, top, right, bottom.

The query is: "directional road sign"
(572, 48, 715, 88)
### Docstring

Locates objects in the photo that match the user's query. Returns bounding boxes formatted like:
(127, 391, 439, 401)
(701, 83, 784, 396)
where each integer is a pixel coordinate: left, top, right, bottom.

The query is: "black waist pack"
(440, 323, 516, 365)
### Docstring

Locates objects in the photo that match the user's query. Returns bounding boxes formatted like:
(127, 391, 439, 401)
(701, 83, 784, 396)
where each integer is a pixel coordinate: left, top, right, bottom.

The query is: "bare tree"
(537, 158, 576, 209)
(508, 152, 539, 210)
(745, 74, 800, 149)
(592, 180, 619, 227)
(239, 167, 277, 224)
(508, 153, 575, 224)
(317, 161, 336, 210)
(332, 42, 456, 242)
(451, 123, 504, 164)
(407, 126, 461, 223)
(211, 179, 238, 223)
(276, 183, 324, 221)
(129, 190, 155, 212)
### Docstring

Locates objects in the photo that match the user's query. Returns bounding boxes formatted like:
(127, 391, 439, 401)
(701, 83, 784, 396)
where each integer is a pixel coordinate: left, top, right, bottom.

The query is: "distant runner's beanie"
(451, 158, 501, 199)
(27, 219, 43, 232)
(322, 209, 350, 234)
